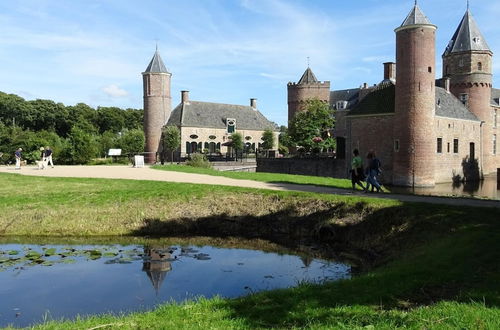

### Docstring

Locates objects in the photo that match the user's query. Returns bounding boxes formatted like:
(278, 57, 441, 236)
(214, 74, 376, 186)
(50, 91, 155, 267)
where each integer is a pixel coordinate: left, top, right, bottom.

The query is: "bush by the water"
(186, 153, 212, 168)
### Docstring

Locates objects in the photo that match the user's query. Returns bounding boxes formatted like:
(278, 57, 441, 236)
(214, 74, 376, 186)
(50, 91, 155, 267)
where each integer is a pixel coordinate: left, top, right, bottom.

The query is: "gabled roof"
(435, 87, 480, 121)
(329, 88, 360, 110)
(298, 67, 319, 84)
(400, 4, 433, 27)
(166, 100, 277, 131)
(342, 84, 479, 121)
(443, 10, 490, 56)
(347, 85, 395, 116)
(144, 50, 170, 74)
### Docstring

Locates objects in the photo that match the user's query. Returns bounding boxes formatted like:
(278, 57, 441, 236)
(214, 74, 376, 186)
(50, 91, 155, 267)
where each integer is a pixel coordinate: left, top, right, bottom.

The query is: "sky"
(1, 0, 500, 126)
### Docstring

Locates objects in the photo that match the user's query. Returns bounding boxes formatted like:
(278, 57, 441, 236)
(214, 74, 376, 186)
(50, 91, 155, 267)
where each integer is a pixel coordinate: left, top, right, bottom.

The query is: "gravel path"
(1, 165, 499, 209)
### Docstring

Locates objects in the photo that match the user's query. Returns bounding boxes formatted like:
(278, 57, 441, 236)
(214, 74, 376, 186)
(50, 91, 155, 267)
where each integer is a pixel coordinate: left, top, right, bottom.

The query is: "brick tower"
(442, 7, 494, 175)
(392, 3, 437, 186)
(287, 67, 330, 125)
(142, 48, 172, 164)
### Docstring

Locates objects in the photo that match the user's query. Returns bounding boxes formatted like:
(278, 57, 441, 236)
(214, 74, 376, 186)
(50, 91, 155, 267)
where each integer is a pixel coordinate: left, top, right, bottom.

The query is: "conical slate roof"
(144, 50, 170, 73)
(298, 67, 319, 84)
(443, 9, 490, 56)
(400, 4, 433, 27)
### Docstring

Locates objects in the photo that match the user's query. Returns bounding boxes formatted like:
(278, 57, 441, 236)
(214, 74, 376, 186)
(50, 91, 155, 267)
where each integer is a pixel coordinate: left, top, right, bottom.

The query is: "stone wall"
(257, 157, 347, 179)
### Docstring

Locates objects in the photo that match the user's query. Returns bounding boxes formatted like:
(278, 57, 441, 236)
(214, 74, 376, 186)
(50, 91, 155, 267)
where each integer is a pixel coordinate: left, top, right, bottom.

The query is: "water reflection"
(142, 247, 172, 294)
(391, 176, 500, 200)
(0, 242, 350, 328)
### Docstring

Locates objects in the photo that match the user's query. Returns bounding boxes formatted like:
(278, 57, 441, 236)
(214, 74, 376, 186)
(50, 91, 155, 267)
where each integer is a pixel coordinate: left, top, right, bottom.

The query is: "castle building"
(288, 3, 499, 187)
(143, 51, 278, 163)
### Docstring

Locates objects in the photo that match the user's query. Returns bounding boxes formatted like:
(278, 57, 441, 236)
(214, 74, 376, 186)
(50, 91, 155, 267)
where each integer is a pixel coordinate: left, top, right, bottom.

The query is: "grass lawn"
(1, 171, 499, 329)
(152, 164, 355, 190)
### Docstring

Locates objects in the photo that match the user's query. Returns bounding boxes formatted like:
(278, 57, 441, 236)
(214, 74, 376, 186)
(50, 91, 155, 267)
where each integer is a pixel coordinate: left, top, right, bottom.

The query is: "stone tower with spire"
(287, 67, 330, 125)
(142, 48, 172, 164)
(442, 6, 494, 175)
(392, 3, 437, 186)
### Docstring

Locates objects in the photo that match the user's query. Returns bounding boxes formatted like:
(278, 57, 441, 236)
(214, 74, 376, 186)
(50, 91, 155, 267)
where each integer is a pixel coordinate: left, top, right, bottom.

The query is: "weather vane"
(307, 57, 310, 67)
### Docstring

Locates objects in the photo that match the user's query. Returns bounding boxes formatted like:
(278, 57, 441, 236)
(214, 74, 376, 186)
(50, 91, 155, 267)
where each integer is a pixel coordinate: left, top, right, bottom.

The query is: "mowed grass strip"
(0, 172, 392, 236)
(152, 164, 354, 189)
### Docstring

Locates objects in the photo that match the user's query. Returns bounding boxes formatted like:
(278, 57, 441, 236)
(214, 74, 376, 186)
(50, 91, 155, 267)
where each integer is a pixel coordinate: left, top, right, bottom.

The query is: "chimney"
(250, 98, 257, 109)
(363, 82, 368, 89)
(383, 62, 396, 82)
(443, 77, 450, 92)
(181, 90, 189, 103)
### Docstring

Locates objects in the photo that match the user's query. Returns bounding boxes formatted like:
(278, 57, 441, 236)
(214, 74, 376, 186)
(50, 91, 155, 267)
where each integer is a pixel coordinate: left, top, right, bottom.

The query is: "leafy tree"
(98, 131, 119, 158)
(59, 127, 98, 164)
(96, 107, 125, 134)
(230, 132, 244, 161)
(161, 125, 181, 164)
(288, 99, 335, 153)
(230, 132, 243, 151)
(261, 128, 275, 150)
(118, 128, 145, 155)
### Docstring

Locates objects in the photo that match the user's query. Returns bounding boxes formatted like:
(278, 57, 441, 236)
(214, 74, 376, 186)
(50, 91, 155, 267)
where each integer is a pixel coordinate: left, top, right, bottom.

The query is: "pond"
(0, 238, 350, 328)
(390, 176, 500, 200)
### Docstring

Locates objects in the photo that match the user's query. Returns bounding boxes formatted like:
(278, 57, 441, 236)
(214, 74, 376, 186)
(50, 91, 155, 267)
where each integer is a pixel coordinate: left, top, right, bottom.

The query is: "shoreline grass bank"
(1, 172, 499, 329)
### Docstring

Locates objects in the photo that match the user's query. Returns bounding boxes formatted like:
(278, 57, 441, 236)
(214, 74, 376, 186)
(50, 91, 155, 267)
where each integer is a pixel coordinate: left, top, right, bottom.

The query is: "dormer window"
(473, 37, 481, 44)
(336, 101, 348, 110)
(227, 118, 236, 133)
(460, 93, 468, 106)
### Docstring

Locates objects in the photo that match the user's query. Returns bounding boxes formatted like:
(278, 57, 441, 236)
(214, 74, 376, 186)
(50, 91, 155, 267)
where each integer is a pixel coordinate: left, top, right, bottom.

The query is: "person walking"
(351, 149, 366, 191)
(15, 148, 22, 169)
(45, 146, 54, 168)
(365, 151, 382, 192)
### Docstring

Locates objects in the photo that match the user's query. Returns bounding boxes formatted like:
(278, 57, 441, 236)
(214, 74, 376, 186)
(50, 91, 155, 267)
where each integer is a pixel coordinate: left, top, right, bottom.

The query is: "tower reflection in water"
(142, 247, 172, 294)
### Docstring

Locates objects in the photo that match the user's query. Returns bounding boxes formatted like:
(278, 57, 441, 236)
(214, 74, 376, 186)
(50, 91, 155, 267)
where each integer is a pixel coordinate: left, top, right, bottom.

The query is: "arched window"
(190, 142, 198, 153)
(209, 142, 216, 153)
(186, 142, 191, 154)
(478, 62, 483, 71)
(204, 142, 209, 150)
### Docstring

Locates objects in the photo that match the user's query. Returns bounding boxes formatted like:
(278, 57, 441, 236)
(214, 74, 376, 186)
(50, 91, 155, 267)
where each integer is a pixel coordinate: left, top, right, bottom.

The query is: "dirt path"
(1, 165, 499, 208)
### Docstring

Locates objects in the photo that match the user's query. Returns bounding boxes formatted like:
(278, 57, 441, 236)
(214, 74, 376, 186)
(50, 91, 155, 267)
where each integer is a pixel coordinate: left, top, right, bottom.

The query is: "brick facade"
(392, 24, 437, 187)
(143, 72, 171, 163)
(287, 81, 330, 124)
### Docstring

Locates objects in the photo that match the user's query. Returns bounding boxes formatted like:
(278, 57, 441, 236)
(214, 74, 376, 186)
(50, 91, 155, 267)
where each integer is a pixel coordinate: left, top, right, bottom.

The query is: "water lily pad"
(8, 250, 19, 255)
(103, 252, 119, 258)
(43, 248, 57, 256)
(25, 251, 42, 260)
(60, 258, 76, 264)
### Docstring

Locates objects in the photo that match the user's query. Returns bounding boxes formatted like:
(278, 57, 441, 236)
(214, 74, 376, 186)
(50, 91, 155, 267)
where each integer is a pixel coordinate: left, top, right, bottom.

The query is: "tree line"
(0, 91, 144, 165)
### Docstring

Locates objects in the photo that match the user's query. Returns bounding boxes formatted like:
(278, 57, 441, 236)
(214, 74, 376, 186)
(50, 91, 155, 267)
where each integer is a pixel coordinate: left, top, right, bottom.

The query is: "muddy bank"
(131, 193, 467, 270)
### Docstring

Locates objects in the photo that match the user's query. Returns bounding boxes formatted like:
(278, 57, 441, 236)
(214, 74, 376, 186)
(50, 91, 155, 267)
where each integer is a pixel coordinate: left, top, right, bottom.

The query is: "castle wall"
(434, 117, 481, 183)
(287, 82, 330, 123)
(348, 114, 394, 184)
(143, 73, 171, 163)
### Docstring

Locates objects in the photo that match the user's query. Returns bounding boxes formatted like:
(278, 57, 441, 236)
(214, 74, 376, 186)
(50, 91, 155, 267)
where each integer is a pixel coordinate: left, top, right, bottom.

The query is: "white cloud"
(102, 85, 129, 98)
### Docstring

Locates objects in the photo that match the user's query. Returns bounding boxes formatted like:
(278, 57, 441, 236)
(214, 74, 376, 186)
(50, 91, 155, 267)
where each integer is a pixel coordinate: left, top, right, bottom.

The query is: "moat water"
(0, 239, 350, 328)
(391, 176, 500, 200)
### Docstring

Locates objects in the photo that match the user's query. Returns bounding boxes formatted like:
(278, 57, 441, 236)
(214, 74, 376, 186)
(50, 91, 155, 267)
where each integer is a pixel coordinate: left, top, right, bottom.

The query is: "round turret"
(142, 49, 172, 164)
(392, 4, 437, 187)
(442, 9, 494, 175)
